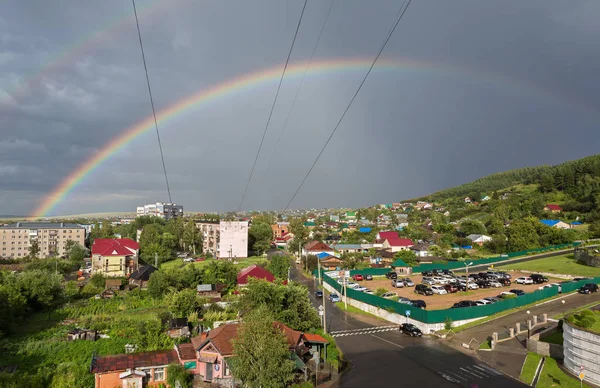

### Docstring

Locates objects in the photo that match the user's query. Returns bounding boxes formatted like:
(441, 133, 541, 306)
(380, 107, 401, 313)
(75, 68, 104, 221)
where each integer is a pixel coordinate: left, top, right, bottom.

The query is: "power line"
(131, 0, 172, 202)
(237, 0, 309, 212)
(284, 0, 412, 210)
(265, 0, 337, 173)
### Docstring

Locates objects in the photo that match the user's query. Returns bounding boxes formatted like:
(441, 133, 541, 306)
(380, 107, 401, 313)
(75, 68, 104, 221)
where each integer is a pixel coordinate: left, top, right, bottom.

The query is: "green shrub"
(580, 309, 595, 319)
(503, 294, 517, 299)
(580, 317, 595, 329)
(444, 317, 454, 331)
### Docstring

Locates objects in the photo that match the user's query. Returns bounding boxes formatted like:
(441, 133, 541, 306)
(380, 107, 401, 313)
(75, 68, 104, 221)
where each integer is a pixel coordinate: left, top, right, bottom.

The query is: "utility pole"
(155, 252, 158, 268)
(344, 274, 348, 310)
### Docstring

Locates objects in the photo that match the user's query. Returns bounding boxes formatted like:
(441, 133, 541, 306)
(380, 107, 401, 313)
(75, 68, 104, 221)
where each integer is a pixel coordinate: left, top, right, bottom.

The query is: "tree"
(506, 217, 540, 251)
(147, 271, 171, 299)
(66, 241, 88, 264)
(248, 222, 273, 255)
(267, 255, 291, 279)
(17, 270, 63, 311)
(28, 239, 40, 258)
(230, 306, 295, 388)
(141, 242, 173, 264)
(459, 220, 487, 236)
(183, 220, 202, 253)
(165, 217, 185, 249)
(165, 289, 204, 318)
(540, 172, 555, 193)
(589, 221, 600, 239)
(139, 224, 164, 249)
(239, 279, 320, 332)
(203, 260, 238, 291)
(166, 364, 192, 388)
(394, 250, 417, 266)
(288, 218, 309, 252)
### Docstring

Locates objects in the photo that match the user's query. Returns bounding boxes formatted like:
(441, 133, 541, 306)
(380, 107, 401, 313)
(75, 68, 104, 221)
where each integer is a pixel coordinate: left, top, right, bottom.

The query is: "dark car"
(468, 274, 480, 280)
(365, 274, 373, 281)
(432, 269, 443, 276)
(478, 272, 489, 279)
(579, 283, 599, 294)
(442, 269, 454, 276)
(452, 300, 478, 308)
(476, 280, 490, 288)
(530, 274, 549, 284)
(399, 323, 422, 337)
(410, 299, 427, 309)
(498, 278, 512, 286)
(457, 283, 468, 292)
(444, 284, 458, 293)
(315, 290, 323, 298)
(415, 284, 433, 296)
(498, 271, 511, 279)
(574, 277, 592, 282)
(422, 270, 434, 277)
(386, 272, 398, 279)
(509, 289, 526, 296)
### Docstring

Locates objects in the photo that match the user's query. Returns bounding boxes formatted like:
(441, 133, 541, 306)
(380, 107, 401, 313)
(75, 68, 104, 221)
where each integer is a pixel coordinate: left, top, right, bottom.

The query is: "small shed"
(67, 328, 97, 341)
(105, 279, 122, 291)
(391, 258, 412, 275)
(164, 318, 191, 338)
(128, 264, 157, 289)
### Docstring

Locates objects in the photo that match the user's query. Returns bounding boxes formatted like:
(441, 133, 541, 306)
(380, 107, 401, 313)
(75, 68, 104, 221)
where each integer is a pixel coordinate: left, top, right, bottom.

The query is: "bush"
(444, 317, 454, 331)
(580, 317, 596, 329)
(503, 294, 517, 299)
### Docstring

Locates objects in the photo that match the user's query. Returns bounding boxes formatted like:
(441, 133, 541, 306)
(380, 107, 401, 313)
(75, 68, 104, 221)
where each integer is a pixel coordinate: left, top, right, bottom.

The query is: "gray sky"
(1, 0, 599, 216)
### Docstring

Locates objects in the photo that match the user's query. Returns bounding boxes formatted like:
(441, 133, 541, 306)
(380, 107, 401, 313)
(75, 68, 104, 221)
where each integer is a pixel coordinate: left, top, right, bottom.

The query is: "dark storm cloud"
(0, 0, 599, 216)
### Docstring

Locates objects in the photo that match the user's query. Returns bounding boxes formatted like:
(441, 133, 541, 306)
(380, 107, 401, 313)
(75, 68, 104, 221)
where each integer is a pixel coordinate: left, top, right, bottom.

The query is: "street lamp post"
(562, 300, 566, 318)
(527, 310, 531, 339)
(465, 262, 474, 292)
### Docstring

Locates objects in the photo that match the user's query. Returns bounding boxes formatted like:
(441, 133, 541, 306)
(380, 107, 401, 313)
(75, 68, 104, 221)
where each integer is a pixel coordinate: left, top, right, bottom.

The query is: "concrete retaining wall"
(322, 282, 482, 334)
(563, 322, 600, 385)
(526, 326, 564, 358)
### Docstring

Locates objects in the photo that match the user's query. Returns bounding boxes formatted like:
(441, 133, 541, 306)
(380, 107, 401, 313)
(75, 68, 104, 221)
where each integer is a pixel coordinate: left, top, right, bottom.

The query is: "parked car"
(386, 272, 398, 279)
(195, 257, 206, 262)
(410, 299, 427, 309)
(433, 276, 448, 285)
(442, 269, 454, 276)
(478, 272, 489, 279)
(530, 274, 549, 284)
(422, 271, 434, 277)
(456, 283, 467, 292)
(444, 284, 458, 293)
(452, 300, 478, 308)
(415, 284, 434, 296)
(365, 274, 373, 281)
(483, 297, 500, 303)
(431, 285, 448, 295)
(346, 282, 359, 289)
(398, 297, 412, 304)
(401, 278, 415, 287)
(468, 274, 480, 280)
(352, 274, 364, 281)
(475, 299, 492, 306)
(445, 277, 459, 285)
(476, 280, 491, 289)
(183, 257, 195, 263)
(354, 286, 368, 292)
(363, 289, 374, 295)
(498, 272, 511, 279)
(421, 277, 436, 285)
(550, 283, 562, 293)
(432, 269, 443, 276)
(488, 280, 502, 288)
(392, 279, 405, 288)
(574, 277, 592, 282)
(516, 277, 533, 285)
(509, 289, 526, 296)
(382, 292, 398, 299)
(315, 290, 323, 298)
(329, 293, 340, 303)
(498, 278, 512, 286)
(399, 323, 422, 337)
(459, 281, 479, 290)
(579, 283, 599, 294)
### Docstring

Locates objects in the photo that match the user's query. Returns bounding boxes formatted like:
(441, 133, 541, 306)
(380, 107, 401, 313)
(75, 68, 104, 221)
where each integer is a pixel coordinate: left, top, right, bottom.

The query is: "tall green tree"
(506, 217, 540, 251)
(28, 239, 40, 258)
(139, 224, 164, 249)
(248, 222, 273, 255)
(183, 220, 202, 253)
(267, 255, 291, 279)
(165, 289, 204, 318)
(230, 306, 295, 388)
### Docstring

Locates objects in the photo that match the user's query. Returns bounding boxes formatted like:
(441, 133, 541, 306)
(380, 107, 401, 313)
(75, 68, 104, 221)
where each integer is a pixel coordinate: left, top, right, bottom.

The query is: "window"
(224, 360, 230, 376)
(153, 368, 165, 381)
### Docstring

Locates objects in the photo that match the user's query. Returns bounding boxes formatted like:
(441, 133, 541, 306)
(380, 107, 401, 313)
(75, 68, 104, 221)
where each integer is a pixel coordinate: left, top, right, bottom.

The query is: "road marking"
(477, 364, 502, 376)
(330, 325, 399, 337)
(439, 372, 461, 383)
(445, 371, 467, 381)
(370, 334, 404, 349)
(460, 367, 485, 379)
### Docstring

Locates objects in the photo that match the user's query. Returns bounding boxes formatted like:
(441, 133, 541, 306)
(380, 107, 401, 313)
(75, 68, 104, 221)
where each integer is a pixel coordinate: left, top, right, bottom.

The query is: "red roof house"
(236, 264, 275, 286)
(303, 241, 334, 256)
(92, 238, 139, 256)
(376, 231, 414, 252)
(544, 204, 563, 213)
(91, 238, 140, 277)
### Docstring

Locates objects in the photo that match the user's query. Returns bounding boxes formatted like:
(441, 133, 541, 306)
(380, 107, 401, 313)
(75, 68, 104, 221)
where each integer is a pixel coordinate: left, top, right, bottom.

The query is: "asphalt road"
(290, 265, 526, 388)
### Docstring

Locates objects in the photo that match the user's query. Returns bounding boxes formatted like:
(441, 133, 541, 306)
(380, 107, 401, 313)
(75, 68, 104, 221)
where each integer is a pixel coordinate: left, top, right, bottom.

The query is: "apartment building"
(218, 221, 248, 259)
(195, 220, 220, 256)
(0, 222, 85, 258)
(136, 202, 183, 220)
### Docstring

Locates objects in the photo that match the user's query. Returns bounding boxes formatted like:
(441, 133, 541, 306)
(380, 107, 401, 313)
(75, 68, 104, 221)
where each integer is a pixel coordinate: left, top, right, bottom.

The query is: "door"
(205, 363, 213, 381)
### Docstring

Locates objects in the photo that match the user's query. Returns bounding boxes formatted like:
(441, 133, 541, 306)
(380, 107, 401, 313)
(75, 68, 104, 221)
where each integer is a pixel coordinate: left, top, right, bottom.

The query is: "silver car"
(401, 278, 414, 287)
(392, 279, 405, 288)
(422, 277, 436, 285)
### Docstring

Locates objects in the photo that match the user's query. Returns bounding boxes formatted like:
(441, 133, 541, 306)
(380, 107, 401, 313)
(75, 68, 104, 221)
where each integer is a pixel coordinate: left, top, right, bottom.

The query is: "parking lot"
(350, 270, 561, 310)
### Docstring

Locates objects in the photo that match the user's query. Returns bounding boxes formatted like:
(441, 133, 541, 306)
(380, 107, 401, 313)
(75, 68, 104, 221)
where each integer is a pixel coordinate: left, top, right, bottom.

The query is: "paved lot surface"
(349, 271, 562, 310)
(291, 265, 526, 388)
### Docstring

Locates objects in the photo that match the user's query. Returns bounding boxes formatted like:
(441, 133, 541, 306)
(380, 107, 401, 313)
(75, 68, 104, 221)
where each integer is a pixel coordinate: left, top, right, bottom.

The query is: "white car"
(488, 281, 502, 288)
(346, 282, 359, 289)
(354, 286, 368, 292)
(538, 284, 553, 290)
(433, 277, 448, 285)
(382, 292, 398, 299)
(516, 277, 533, 285)
(431, 285, 448, 295)
(459, 280, 479, 290)
(475, 299, 492, 305)
(183, 257, 195, 263)
(422, 277, 436, 285)
(363, 289, 374, 295)
(499, 291, 516, 298)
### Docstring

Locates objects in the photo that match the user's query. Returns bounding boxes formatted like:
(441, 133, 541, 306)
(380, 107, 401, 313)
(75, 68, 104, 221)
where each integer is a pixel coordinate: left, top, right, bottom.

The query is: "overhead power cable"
(131, 0, 172, 202)
(265, 0, 337, 172)
(284, 0, 412, 210)
(237, 0, 309, 212)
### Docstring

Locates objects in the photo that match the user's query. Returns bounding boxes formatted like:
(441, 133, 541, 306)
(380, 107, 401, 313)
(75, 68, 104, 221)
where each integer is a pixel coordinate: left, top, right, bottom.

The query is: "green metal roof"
(391, 258, 409, 267)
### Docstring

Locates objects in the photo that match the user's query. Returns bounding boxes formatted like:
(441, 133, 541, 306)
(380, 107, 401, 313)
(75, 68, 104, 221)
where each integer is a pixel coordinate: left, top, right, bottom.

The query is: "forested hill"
(419, 154, 600, 203)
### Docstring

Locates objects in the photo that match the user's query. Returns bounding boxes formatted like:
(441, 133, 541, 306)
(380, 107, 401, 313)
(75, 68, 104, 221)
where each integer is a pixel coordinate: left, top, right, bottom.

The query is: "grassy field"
(537, 357, 593, 388)
(161, 256, 267, 271)
(334, 302, 379, 319)
(499, 254, 600, 277)
(519, 352, 542, 385)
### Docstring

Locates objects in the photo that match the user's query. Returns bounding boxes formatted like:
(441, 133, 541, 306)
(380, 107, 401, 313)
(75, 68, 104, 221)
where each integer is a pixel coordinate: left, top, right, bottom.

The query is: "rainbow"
(31, 57, 594, 218)
(10, 0, 165, 99)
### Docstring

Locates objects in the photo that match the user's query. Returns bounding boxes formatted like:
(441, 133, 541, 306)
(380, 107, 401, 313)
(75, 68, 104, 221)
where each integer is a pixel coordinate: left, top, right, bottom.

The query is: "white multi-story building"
(218, 221, 248, 259)
(136, 202, 183, 220)
(0, 222, 85, 258)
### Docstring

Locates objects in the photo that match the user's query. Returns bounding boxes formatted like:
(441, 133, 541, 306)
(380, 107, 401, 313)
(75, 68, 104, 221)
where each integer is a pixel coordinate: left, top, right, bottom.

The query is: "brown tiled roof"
(176, 343, 196, 360)
(274, 322, 302, 348)
(303, 241, 320, 250)
(92, 349, 178, 373)
(302, 333, 329, 344)
(191, 332, 209, 350)
(306, 242, 333, 252)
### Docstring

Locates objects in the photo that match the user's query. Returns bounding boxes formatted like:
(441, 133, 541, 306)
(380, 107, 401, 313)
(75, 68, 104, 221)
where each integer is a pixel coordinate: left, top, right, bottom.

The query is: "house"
(324, 235, 341, 244)
(331, 244, 364, 255)
(91, 348, 179, 388)
(466, 234, 493, 246)
(274, 233, 293, 248)
(271, 222, 290, 238)
(369, 249, 395, 265)
(175, 343, 198, 373)
(67, 328, 97, 341)
(302, 242, 334, 257)
(544, 204, 563, 213)
(317, 253, 343, 271)
(325, 221, 339, 229)
(481, 195, 491, 201)
(410, 243, 431, 257)
(91, 238, 139, 277)
(345, 211, 356, 220)
(236, 265, 275, 286)
(414, 255, 448, 264)
(329, 215, 340, 222)
(303, 221, 316, 229)
(571, 221, 583, 228)
(376, 231, 414, 252)
(390, 258, 412, 275)
(128, 264, 157, 289)
(189, 322, 327, 385)
(540, 220, 570, 230)
(196, 284, 226, 302)
(359, 227, 371, 233)
(164, 318, 191, 339)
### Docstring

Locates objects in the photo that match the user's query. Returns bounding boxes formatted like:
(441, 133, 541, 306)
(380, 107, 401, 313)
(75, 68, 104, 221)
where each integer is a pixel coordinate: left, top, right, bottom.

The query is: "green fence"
(322, 273, 600, 324)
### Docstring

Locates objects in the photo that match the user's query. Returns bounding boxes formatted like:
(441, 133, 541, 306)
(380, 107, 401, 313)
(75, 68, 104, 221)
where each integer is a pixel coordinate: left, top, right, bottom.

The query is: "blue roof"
(359, 227, 371, 233)
(461, 245, 473, 250)
(571, 221, 582, 225)
(540, 219, 560, 227)
(317, 252, 332, 259)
